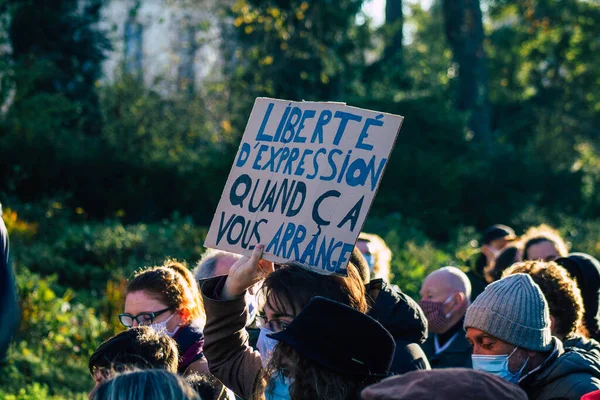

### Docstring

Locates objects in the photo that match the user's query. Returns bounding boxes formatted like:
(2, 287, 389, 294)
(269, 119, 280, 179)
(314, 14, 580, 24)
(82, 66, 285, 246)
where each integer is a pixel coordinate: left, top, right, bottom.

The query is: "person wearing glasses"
(201, 244, 368, 400)
(119, 260, 208, 375)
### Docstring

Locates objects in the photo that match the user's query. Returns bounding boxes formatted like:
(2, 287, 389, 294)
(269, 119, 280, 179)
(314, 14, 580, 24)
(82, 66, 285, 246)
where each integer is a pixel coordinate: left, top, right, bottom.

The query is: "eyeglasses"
(256, 314, 291, 333)
(118, 307, 172, 328)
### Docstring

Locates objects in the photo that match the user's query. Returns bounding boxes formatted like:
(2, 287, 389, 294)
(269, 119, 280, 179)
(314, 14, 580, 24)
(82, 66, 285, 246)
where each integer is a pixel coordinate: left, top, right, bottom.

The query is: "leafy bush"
(0, 268, 109, 398)
(7, 202, 208, 295)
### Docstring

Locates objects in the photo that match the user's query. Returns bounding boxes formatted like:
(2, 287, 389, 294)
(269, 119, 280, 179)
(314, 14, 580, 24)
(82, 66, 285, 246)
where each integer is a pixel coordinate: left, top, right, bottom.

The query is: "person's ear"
(453, 292, 466, 312)
(549, 315, 557, 336)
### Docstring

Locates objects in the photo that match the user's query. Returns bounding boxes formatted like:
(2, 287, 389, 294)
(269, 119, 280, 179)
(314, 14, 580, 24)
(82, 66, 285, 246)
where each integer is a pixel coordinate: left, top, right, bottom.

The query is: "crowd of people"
(3, 206, 600, 399)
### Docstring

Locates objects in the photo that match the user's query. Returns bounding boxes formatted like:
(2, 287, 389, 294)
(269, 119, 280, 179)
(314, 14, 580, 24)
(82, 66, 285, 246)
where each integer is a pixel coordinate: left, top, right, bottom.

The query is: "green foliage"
(224, 0, 370, 101)
(8, 201, 207, 294)
(0, 268, 108, 398)
(0, 382, 86, 400)
(2, 0, 600, 395)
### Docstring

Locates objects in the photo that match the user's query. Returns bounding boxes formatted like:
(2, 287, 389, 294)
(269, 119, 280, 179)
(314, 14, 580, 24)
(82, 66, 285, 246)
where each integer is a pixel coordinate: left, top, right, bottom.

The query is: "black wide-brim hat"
(268, 296, 395, 377)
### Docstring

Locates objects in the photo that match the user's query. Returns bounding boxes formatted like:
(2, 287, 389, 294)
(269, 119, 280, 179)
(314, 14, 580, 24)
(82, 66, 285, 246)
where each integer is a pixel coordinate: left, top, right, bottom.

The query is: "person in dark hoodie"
(419, 267, 472, 369)
(556, 253, 600, 341)
(350, 248, 431, 374)
(0, 203, 18, 362)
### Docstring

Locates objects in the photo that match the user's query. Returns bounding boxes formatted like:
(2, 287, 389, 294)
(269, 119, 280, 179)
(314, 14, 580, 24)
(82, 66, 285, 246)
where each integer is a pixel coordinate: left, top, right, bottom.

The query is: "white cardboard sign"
(205, 98, 403, 275)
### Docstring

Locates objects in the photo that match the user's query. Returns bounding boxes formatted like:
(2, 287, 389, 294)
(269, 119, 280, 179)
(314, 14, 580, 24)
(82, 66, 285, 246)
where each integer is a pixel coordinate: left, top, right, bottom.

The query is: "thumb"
(249, 243, 265, 265)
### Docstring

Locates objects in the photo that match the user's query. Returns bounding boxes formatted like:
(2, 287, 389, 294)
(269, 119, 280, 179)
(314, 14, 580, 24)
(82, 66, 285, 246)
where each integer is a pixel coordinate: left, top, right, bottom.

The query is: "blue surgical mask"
(472, 347, 529, 383)
(363, 254, 375, 269)
(257, 327, 279, 368)
(266, 372, 292, 400)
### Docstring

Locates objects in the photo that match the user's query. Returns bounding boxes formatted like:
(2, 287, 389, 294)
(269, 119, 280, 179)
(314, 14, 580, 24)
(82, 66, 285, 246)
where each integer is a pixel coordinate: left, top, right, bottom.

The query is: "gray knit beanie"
(464, 273, 552, 352)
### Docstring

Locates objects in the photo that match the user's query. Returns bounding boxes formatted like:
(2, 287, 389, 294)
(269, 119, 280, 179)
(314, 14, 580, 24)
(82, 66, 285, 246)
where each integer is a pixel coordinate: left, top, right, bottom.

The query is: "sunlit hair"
(503, 260, 587, 339)
(89, 326, 178, 378)
(127, 259, 205, 325)
(263, 343, 383, 400)
(194, 249, 241, 280)
(260, 263, 368, 318)
(522, 224, 568, 260)
(357, 232, 392, 281)
(92, 369, 200, 400)
(185, 373, 228, 400)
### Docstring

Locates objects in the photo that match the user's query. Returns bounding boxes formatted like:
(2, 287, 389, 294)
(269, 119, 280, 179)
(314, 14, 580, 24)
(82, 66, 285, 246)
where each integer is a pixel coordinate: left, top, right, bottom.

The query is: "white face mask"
(149, 312, 179, 337)
(257, 327, 279, 368)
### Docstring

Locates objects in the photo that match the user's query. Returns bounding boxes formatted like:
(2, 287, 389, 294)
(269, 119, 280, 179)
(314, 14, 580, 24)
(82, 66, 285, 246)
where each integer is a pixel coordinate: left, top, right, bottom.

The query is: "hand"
(222, 244, 274, 300)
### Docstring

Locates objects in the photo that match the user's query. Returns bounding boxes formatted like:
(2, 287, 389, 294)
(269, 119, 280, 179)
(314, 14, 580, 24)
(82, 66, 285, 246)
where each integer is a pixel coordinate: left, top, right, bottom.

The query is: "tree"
(383, 0, 403, 66)
(221, 0, 369, 104)
(7, 0, 109, 136)
(442, 0, 492, 150)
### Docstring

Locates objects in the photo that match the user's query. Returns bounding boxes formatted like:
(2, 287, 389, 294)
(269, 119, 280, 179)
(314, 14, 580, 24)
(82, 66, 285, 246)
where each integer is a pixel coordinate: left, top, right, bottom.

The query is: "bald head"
(421, 267, 472, 304)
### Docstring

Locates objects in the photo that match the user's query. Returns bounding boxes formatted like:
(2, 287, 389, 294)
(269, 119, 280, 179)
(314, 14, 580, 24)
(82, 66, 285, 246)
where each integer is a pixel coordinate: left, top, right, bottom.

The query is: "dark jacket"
(557, 254, 600, 339)
(520, 338, 600, 400)
(466, 252, 488, 301)
(0, 204, 18, 361)
(202, 276, 261, 400)
(564, 335, 600, 358)
(421, 328, 472, 369)
(366, 279, 431, 373)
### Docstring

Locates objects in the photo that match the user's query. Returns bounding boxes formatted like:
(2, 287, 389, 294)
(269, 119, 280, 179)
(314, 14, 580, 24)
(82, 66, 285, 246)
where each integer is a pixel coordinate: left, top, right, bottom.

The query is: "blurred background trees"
(0, 0, 599, 397)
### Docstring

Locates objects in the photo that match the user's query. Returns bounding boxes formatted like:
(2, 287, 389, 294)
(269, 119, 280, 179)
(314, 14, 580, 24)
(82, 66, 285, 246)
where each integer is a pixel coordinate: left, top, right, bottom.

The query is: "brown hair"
(503, 260, 587, 339)
(260, 263, 368, 318)
(253, 263, 368, 400)
(127, 260, 204, 325)
(89, 326, 179, 377)
(265, 343, 381, 400)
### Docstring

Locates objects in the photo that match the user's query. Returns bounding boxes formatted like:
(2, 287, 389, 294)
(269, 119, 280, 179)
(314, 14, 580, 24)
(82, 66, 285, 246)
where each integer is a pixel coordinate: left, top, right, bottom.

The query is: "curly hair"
(127, 259, 204, 325)
(89, 326, 179, 377)
(502, 260, 587, 339)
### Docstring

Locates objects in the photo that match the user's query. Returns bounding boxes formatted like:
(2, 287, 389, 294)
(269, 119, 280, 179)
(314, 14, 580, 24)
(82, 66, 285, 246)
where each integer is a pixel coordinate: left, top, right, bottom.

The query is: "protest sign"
(204, 98, 403, 275)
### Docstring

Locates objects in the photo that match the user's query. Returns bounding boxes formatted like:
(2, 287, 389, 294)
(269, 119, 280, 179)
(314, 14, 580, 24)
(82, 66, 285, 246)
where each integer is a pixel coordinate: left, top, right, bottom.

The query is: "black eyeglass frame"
(118, 307, 172, 327)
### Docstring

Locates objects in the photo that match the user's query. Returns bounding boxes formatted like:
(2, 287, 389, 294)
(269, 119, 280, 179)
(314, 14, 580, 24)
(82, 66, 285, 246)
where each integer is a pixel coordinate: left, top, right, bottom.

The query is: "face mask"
(472, 347, 529, 383)
(149, 312, 178, 337)
(266, 372, 292, 400)
(363, 254, 375, 269)
(257, 327, 279, 368)
(418, 295, 455, 334)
